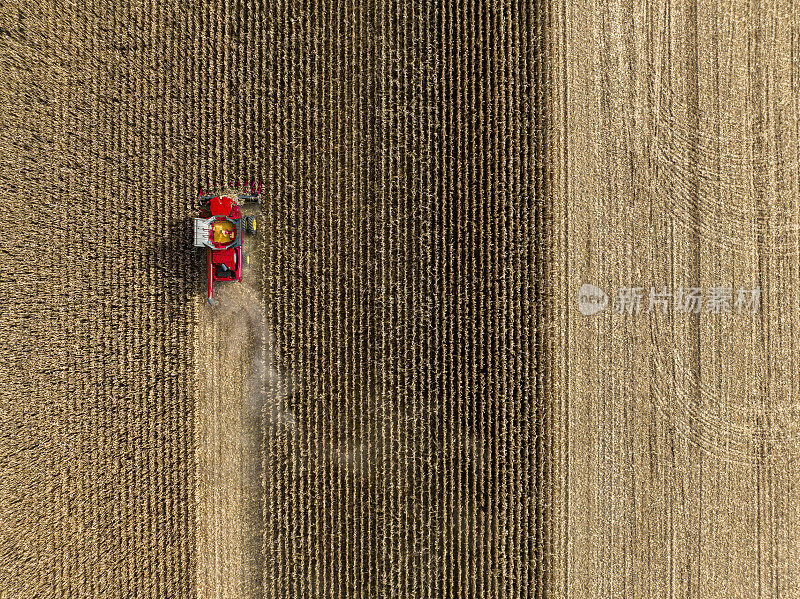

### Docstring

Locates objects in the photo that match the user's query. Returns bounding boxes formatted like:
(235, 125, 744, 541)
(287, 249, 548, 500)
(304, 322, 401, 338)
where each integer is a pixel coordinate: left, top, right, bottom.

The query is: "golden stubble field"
(543, 0, 800, 596)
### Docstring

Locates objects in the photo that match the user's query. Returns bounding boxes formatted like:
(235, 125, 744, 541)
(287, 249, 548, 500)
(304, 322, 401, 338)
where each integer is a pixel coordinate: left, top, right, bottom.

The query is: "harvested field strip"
(544, 0, 800, 596)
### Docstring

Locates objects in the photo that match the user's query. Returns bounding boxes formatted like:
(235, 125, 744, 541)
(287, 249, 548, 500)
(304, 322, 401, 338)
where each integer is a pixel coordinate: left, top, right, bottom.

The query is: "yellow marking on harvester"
(212, 220, 235, 244)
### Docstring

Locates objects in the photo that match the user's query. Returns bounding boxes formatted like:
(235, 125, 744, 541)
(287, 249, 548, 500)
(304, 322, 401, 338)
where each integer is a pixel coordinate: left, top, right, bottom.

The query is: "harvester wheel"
(246, 216, 257, 235)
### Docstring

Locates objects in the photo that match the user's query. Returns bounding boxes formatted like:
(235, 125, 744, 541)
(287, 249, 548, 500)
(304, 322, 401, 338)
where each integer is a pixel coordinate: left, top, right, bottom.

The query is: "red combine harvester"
(193, 194, 259, 306)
